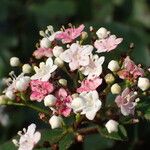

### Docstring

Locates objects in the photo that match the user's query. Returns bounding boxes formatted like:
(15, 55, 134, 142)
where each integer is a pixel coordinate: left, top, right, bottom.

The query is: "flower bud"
(105, 120, 119, 133)
(10, 57, 20, 67)
(54, 57, 64, 67)
(44, 94, 57, 107)
(22, 64, 32, 74)
(104, 73, 115, 84)
(58, 79, 67, 86)
(16, 77, 30, 92)
(49, 115, 63, 129)
(96, 27, 108, 39)
(71, 97, 85, 113)
(111, 83, 121, 94)
(138, 77, 150, 91)
(53, 46, 64, 57)
(108, 60, 120, 72)
(5, 91, 15, 100)
(81, 31, 88, 39)
(40, 37, 51, 48)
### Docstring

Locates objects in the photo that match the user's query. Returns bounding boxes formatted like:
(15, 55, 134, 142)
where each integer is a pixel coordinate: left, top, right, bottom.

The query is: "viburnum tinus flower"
(115, 88, 138, 116)
(31, 58, 57, 81)
(60, 43, 93, 71)
(56, 24, 85, 43)
(12, 123, 41, 150)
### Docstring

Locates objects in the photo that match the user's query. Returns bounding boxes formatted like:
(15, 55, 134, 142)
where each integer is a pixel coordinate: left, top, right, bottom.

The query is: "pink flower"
(33, 47, 53, 59)
(77, 78, 102, 93)
(118, 56, 144, 80)
(115, 88, 137, 116)
(30, 80, 54, 102)
(60, 43, 93, 71)
(56, 24, 85, 43)
(94, 35, 123, 53)
(55, 88, 72, 117)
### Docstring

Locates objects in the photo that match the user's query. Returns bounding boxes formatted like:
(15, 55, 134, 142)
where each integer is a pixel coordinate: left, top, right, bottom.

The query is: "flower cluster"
(0, 24, 149, 150)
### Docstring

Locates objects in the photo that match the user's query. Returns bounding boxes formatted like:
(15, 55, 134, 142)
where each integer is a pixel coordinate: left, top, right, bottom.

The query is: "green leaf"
(0, 140, 16, 150)
(59, 133, 74, 150)
(98, 125, 128, 141)
(40, 128, 65, 145)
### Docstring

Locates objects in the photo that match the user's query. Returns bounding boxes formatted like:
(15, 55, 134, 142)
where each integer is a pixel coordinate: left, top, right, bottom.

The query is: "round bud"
(81, 31, 88, 39)
(49, 115, 63, 129)
(22, 64, 32, 74)
(44, 94, 57, 107)
(53, 46, 64, 57)
(40, 37, 51, 48)
(10, 57, 20, 67)
(58, 79, 67, 86)
(104, 73, 115, 84)
(71, 97, 85, 113)
(108, 60, 120, 72)
(138, 77, 150, 91)
(16, 77, 30, 92)
(54, 57, 64, 67)
(111, 83, 121, 94)
(96, 27, 108, 39)
(105, 120, 119, 133)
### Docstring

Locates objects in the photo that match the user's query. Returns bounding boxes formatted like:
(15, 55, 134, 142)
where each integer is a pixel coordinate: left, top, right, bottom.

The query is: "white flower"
(105, 120, 119, 133)
(10, 57, 20, 67)
(80, 55, 105, 79)
(53, 46, 64, 57)
(22, 64, 32, 74)
(138, 77, 150, 91)
(44, 94, 57, 107)
(16, 76, 30, 92)
(108, 60, 120, 72)
(31, 58, 57, 81)
(40, 37, 51, 48)
(12, 123, 41, 150)
(96, 27, 109, 39)
(60, 43, 93, 71)
(49, 115, 63, 129)
(111, 83, 121, 94)
(71, 91, 102, 120)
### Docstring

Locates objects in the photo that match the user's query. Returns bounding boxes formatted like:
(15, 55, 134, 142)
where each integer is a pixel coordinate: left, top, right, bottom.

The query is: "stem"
(77, 126, 98, 135)
(5, 101, 50, 115)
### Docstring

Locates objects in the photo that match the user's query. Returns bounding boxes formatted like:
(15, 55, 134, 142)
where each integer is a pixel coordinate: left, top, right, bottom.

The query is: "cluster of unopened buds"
(0, 24, 150, 150)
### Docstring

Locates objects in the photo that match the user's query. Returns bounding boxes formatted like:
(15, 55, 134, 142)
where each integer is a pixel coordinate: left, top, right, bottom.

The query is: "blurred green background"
(0, 0, 150, 149)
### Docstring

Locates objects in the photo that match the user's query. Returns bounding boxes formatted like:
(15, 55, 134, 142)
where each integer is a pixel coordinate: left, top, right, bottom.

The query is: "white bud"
(138, 77, 150, 91)
(71, 93, 79, 99)
(10, 57, 20, 67)
(5, 91, 15, 100)
(81, 31, 88, 39)
(44, 94, 57, 107)
(96, 27, 108, 39)
(105, 120, 119, 133)
(104, 73, 115, 84)
(111, 83, 121, 94)
(12, 139, 19, 146)
(40, 37, 51, 48)
(58, 79, 67, 86)
(108, 60, 120, 72)
(54, 57, 64, 67)
(53, 46, 64, 57)
(49, 115, 63, 129)
(22, 64, 32, 74)
(16, 77, 30, 92)
(71, 97, 85, 113)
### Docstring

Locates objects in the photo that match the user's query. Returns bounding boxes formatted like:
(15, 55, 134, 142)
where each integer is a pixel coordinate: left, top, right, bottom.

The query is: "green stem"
(6, 101, 50, 115)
